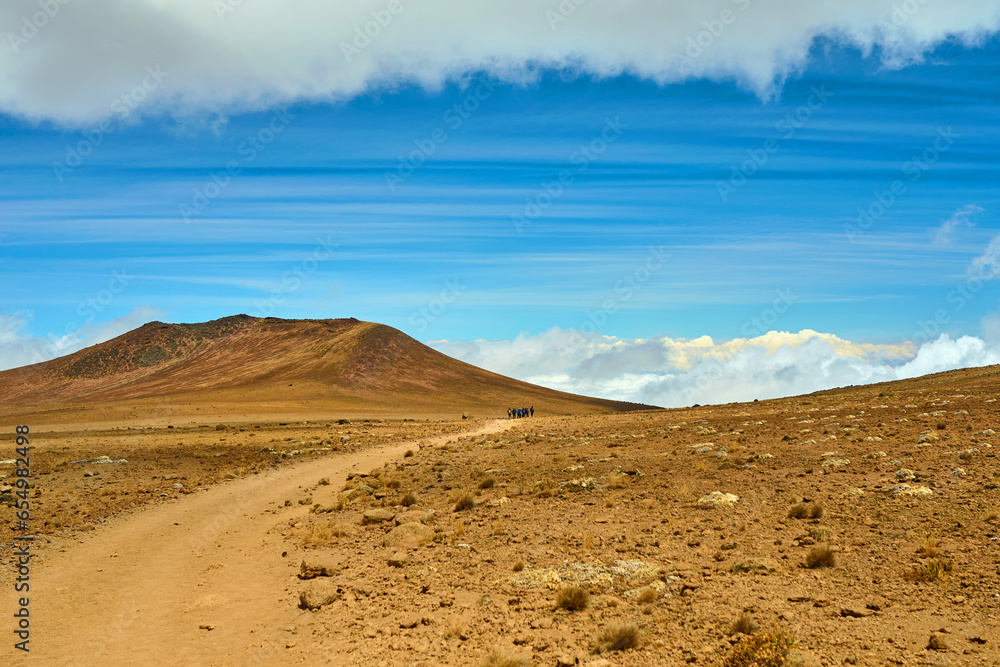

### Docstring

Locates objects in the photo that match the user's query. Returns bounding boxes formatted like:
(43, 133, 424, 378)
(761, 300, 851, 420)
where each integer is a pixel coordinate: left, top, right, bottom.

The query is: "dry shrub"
(556, 586, 590, 612)
(299, 520, 348, 548)
(904, 560, 953, 582)
(385, 478, 402, 490)
(722, 628, 795, 667)
(917, 536, 942, 558)
(593, 623, 642, 654)
(788, 502, 824, 519)
(479, 477, 496, 490)
(805, 545, 836, 569)
(512, 561, 524, 573)
(637, 588, 659, 604)
(729, 613, 760, 636)
(607, 472, 628, 489)
(480, 648, 528, 667)
(453, 492, 476, 512)
(400, 492, 417, 507)
(492, 520, 505, 537)
(404, 449, 414, 457)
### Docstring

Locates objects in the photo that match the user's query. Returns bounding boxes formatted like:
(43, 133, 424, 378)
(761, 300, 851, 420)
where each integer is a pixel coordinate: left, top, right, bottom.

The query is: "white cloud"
(430, 328, 1000, 407)
(1, 0, 999, 125)
(933, 203, 984, 245)
(0, 306, 165, 372)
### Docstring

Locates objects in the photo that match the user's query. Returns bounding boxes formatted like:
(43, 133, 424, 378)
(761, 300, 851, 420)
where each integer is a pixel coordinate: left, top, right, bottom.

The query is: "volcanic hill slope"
(0, 315, 650, 425)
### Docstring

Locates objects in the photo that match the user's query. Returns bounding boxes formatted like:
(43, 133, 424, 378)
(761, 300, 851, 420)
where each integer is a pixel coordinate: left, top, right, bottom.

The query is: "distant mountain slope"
(0, 315, 652, 419)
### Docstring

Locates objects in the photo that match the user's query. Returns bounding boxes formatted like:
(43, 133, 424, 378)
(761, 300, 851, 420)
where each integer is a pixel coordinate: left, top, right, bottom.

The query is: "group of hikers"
(508, 406, 534, 419)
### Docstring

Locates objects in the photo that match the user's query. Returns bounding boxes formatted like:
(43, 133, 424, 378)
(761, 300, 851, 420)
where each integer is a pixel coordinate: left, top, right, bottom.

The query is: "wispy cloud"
(933, 203, 984, 245)
(0, 306, 164, 371)
(1, 0, 999, 124)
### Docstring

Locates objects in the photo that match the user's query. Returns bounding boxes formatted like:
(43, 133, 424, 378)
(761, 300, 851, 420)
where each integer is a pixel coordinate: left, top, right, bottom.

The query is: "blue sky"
(2, 1, 1000, 405)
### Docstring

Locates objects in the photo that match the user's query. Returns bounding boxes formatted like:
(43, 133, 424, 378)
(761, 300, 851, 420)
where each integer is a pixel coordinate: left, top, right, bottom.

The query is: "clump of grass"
(404, 449, 414, 457)
(480, 648, 528, 667)
(722, 628, 795, 667)
(917, 536, 943, 558)
(729, 613, 760, 636)
(637, 587, 659, 604)
(298, 520, 349, 548)
(555, 586, 590, 612)
(512, 561, 525, 573)
(593, 623, 642, 654)
(809, 527, 831, 542)
(607, 472, 628, 489)
(805, 545, 836, 569)
(904, 560, 953, 582)
(479, 477, 496, 490)
(384, 478, 402, 490)
(400, 492, 417, 507)
(788, 502, 824, 519)
(959, 450, 975, 462)
(452, 492, 476, 512)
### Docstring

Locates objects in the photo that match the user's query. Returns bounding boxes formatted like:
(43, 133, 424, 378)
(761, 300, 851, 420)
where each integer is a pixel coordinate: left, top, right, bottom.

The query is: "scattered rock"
(697, 491, 739, 508)
(927, 633, 949, 651)
(298, 581, 342, 610)
(383, 522, 434, 548)
(298, 560, 335, 580)
(894, 469, 916, 481)
(362, 509, 395, 525)
(387, 552, 409, 568)
(394, 510, 430, 525)
(889, 484, 933, 498)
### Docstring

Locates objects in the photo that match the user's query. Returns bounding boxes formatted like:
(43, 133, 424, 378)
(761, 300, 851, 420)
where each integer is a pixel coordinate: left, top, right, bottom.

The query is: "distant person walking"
(530, 406, 534, 417)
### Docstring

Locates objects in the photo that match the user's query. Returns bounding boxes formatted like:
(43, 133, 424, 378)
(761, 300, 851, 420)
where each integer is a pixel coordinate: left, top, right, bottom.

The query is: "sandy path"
(9, 419, 516, 666)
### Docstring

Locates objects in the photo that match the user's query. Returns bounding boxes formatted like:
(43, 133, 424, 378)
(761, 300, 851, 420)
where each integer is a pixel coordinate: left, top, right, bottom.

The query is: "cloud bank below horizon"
(430, 328, 1000, 408)
(2, 0, 999, 125)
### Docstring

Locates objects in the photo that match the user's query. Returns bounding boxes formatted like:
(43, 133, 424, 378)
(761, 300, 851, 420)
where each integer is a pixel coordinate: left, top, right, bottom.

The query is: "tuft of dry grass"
(479, 477, 496, 490)
(805, 545, 836, 569)
(637, 587, 659, 604)
(555, 586, 590, 612)
(729, 613, 760, 636)
(722, 628, 795, 667)
(400, 492, 417, 507)
(917, 536, 943, 558)
(480, 648, 529, 667)
(904, 560, 953, 582)
(607, 472, 628, 489)
(452, 492, 477, 512)
(788, 502, 824, 519)
(404, 449, 414, 457)
(298, 520, 349, 548)
(593, 623, 642, 654)
(512, 561, 525, 573)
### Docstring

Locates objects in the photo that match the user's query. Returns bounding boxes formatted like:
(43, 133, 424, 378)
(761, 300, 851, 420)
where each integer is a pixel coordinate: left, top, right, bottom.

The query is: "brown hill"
(0, 315, 652, 425)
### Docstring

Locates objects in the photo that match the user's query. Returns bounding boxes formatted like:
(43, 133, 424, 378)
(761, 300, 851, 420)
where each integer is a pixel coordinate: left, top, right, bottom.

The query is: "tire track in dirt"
(8, 419, 516, 666)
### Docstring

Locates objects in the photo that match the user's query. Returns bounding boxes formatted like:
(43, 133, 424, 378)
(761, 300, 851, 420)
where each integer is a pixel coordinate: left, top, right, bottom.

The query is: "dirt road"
(8, 419, 516, 666)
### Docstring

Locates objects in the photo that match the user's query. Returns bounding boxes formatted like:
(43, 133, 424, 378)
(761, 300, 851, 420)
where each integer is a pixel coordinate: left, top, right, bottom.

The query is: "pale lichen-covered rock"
(698, 491, 739, 507)
(895, 469, 916, 481)
(889, 484, 933, 498)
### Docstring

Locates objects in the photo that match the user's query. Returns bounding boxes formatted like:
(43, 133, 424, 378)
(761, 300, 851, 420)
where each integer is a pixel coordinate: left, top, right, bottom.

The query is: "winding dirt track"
(12, 420, 515, 666)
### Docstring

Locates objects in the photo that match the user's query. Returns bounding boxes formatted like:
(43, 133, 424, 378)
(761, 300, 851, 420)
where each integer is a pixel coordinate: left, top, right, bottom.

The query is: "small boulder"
(394, 510, 430, 525)
(362, 509, 395, 525)
(383, 522, 434, 548)
(387, 552, 409, 568)
(298, 560, 335, 580)
(298, 581, 341, 610)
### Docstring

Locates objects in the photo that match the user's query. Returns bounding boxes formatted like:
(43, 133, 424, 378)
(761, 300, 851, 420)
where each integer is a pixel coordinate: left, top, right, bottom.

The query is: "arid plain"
(2, 317, 999, 666)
